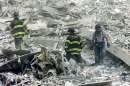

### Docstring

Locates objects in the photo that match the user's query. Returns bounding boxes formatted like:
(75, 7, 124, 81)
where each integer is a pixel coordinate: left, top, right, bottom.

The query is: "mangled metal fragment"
(0, 74, 7, 85)
(80, 80, 112, 86)
(31, 48, 66, 79)
(0, 52, 39, 74)
(1, 49, 30, 60)
(2, 49, 30, 55)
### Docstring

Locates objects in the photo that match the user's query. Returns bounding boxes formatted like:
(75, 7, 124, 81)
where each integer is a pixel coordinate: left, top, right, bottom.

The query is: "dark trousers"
(66, 53, 83, 63)
(14, 38, 23, 50)
(94, 46, 105, 65)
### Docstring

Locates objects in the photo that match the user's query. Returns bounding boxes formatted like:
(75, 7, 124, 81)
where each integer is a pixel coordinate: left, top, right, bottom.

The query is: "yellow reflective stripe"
(71, 41, 80, 44)
(15, 35, 24, 38)
(14, 25, 24, 29)
(65, 40, 70, 43)
(71, 52, 80, 55)
(65, 40, 80, 44)
(13, 32, 25, 36)
(68, 48, 82, 52)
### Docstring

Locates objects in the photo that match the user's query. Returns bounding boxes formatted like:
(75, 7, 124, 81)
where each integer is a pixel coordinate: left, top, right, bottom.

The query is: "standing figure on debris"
(64, 28, 85, 64)
(10, 12, 28, 50)
(92, 24, 111, 65)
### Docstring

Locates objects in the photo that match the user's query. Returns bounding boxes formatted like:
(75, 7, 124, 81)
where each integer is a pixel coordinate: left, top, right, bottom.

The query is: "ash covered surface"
(0, 30, 130, 86)
(0, 0, 130, 86)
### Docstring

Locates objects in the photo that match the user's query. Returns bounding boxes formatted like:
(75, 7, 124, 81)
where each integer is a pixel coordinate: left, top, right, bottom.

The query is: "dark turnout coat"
(10, 19, 26, 38)
(65, 34, 82, 55)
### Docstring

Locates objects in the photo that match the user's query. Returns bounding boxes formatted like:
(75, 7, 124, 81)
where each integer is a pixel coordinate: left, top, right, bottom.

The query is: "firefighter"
(92, 24, 110, 65)
(10, 12, 27, 50)
(64, 28, 84, 64)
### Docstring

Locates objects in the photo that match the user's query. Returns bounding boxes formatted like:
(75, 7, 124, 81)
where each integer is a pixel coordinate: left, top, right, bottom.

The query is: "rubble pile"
(0, 0, 130, 86)
(82, 48, 130, 86)
(0, 31, 14, 50)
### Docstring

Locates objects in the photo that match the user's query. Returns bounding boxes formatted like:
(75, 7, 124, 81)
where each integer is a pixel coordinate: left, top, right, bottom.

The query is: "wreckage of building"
(0, 0, 130, 86)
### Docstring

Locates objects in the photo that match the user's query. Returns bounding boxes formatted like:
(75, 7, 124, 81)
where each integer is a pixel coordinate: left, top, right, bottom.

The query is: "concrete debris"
(0, 0, 130, 86)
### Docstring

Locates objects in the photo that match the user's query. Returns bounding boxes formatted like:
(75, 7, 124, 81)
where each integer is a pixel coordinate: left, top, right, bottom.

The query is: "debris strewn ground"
(0, 0, 130, 86)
